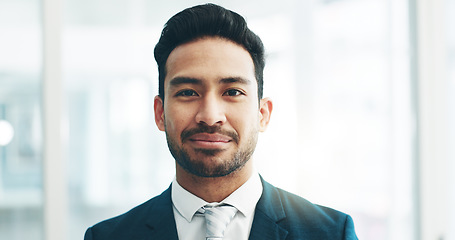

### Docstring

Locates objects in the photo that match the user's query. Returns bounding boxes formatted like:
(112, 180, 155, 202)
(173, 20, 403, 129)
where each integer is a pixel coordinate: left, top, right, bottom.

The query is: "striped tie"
(199, 204, 238, 240)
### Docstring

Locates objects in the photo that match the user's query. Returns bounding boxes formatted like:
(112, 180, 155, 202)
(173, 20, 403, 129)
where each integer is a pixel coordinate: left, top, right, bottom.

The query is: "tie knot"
(201, 204, 237, 240)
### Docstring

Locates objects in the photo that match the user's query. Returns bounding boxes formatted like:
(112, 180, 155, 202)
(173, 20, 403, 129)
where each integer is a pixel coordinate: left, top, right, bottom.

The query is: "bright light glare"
(0, 120, 14, 146)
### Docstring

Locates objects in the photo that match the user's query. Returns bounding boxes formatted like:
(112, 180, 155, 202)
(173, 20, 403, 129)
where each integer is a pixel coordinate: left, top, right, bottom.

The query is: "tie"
(199, 204, 238, 240)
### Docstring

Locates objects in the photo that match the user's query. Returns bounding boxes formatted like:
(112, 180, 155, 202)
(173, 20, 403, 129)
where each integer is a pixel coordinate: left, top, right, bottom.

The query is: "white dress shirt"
(171, 171, 263, 240)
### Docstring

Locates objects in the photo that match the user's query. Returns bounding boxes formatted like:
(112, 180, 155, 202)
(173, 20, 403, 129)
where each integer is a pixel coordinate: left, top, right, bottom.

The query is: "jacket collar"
(248, 177, 289, 240)
(145, 186, 179, 240)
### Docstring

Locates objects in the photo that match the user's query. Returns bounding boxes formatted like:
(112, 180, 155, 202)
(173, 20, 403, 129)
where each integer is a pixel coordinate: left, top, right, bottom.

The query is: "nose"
(195, 95, 226, 126)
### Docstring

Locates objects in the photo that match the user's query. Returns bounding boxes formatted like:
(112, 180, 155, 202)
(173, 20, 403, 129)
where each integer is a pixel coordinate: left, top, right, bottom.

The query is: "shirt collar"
(222, 171, 262, 217)
(171, 171, 263, 222)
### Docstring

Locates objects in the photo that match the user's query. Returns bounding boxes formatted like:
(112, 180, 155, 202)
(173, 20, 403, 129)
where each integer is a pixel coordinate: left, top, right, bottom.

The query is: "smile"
(188, 133, 232, 148)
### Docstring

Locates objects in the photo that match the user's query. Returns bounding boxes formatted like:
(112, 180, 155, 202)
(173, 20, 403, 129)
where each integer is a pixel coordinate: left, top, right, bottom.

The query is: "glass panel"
(65, 0, 415, 239)
(0, 0, 44, 239)
(253, 1, 414, 239)
(446, 0, 455, 238)
(63, 1, 171, 238)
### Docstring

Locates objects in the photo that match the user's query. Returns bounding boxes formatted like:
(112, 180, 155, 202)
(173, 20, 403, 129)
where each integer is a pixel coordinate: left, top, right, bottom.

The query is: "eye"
(176, 89, 198, 97)
(223, 89, 244, 97)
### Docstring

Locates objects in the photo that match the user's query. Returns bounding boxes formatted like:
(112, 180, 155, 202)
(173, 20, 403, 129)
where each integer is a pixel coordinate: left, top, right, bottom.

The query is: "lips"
(189, 133, 232, 142)
(186, 133, 233, 149)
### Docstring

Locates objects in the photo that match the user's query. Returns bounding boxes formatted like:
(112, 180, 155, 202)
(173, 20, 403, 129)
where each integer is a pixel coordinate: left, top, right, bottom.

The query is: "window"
(0, 0, 44, 239)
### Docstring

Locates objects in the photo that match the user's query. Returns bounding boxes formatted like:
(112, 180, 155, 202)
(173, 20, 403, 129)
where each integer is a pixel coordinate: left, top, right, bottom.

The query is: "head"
(154, 3, 265, 101)
(153, 4, 272, 179)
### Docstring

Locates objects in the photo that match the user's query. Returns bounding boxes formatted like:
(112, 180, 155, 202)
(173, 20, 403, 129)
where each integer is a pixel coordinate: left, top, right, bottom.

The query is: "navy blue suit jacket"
(84, 178, 358, 239)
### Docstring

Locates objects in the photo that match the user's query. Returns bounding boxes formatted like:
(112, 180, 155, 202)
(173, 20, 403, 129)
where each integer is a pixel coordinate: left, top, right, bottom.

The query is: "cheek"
(164, 105, 194, 133)
(228, 107, 260, 133)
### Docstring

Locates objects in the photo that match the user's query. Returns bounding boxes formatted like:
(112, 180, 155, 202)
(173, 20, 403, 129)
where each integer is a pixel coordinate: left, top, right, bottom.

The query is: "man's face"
(154, 37, 272, 178)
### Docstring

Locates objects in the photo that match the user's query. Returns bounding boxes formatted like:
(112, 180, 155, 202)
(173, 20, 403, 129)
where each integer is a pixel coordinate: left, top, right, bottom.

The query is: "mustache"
(181, 124, 239, 144)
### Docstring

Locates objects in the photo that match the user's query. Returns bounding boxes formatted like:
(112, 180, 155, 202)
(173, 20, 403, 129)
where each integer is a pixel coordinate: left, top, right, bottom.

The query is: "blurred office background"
(0, 0, 454, 239)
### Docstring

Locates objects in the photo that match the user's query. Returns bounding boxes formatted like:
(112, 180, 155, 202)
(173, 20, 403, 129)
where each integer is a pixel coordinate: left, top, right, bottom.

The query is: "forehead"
(164, 37, 256, 88)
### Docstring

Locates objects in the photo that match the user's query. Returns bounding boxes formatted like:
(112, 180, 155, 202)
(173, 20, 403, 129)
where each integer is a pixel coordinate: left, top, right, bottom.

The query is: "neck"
(175, 160, 253, 203)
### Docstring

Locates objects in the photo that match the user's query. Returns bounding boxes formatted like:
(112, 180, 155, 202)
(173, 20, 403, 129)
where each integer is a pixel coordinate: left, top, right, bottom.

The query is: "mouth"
(187, 133, 233, 149)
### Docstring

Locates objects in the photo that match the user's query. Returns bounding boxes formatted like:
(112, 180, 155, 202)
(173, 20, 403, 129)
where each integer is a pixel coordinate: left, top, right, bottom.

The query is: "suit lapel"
(249, 178, 288, 240)
(143, 179, 289, 240)
(145, 186, 179, 240)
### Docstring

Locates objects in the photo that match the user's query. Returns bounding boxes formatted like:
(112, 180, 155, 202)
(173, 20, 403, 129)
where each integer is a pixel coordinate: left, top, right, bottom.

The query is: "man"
(84, 3, 358, 240)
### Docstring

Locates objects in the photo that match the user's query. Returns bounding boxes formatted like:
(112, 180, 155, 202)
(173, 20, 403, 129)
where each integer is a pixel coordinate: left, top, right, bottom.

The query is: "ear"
(258, 97, 273, 132)
(154, 95, 165, 131)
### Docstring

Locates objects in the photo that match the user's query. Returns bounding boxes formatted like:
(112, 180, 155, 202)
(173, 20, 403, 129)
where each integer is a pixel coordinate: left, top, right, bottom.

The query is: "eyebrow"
(169, 76, 252, 87)
(219, 77, 251, 85)
(169, 77, 202, 86)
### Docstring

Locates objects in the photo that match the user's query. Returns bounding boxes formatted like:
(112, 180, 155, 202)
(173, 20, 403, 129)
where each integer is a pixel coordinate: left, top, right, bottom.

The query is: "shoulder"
(84, 187, 172, 240)
(86, 197, 155, 232)
(260, 179, 358, 239)
(274, 185, 348, 224)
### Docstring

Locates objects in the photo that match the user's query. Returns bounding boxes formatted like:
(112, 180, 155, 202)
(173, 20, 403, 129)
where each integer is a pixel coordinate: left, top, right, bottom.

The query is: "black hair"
(154, 3, 265, 100)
